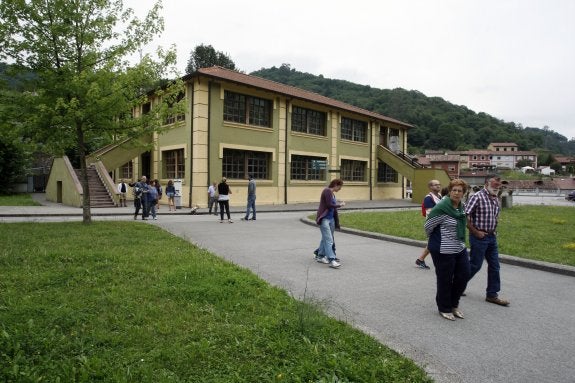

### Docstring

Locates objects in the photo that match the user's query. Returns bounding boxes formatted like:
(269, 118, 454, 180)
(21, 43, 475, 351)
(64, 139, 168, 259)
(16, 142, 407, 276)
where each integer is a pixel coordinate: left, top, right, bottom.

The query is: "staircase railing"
(94, 161, 119, 206)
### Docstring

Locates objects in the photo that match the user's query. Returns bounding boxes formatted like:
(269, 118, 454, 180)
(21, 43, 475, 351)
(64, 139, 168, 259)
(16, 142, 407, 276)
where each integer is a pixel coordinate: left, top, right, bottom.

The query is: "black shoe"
(415, 259, 430, 269)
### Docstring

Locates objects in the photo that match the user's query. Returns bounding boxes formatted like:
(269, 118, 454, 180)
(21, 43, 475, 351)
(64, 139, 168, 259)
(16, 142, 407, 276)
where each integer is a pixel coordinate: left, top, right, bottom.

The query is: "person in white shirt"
(207, 181, 218, 215)
(117, 179, 128, 207)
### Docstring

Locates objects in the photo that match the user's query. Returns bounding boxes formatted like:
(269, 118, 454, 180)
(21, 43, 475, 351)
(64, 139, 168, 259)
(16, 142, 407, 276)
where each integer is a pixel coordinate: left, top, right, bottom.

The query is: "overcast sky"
(127, 0, 575, 140)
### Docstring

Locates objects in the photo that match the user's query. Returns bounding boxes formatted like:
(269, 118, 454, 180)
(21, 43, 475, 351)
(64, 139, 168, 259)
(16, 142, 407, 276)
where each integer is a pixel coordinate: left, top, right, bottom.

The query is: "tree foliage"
(185, 44, 236, 74)
(252, 65, 575, 155)
(0, 0, 183, 223)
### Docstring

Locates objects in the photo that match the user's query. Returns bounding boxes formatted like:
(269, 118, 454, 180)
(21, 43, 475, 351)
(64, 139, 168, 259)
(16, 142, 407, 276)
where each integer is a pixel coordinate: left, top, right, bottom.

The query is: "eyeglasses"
(431, 184, 441, 186)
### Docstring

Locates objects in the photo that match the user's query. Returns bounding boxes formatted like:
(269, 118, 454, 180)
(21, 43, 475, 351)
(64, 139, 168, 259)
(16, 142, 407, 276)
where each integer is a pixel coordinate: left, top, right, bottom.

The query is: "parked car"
(566, 191, 575, 201)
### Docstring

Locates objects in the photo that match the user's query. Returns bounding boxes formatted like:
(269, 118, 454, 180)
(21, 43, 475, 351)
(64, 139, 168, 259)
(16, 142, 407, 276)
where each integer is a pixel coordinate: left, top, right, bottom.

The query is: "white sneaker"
(329, 259, 341, 268)
(316, 256, 329, 264)
(228, 219, 233, 223)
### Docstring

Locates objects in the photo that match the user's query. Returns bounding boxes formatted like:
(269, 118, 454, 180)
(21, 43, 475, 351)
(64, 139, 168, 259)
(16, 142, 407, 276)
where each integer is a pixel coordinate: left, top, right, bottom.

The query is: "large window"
(291, 106, 326, 136)
(164, 149, 185, 179)
(377, 161, 398, 183)
(120, 161, 133, 179)
(223, 90, 271, 128)
(290, 155, 326, 181)
(341, 159, 366, 182)
(222, 149, 270, 179)
(341, 117, 367, 142)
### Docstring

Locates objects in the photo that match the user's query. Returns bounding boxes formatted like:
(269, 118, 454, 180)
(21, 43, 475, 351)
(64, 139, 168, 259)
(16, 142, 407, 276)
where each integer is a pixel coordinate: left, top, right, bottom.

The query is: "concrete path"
(2, 194, 575, 382)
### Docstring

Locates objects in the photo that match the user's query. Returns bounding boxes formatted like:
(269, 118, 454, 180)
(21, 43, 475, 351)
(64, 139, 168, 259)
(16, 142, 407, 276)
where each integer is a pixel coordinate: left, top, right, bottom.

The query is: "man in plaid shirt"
(465, 174, 510, 306)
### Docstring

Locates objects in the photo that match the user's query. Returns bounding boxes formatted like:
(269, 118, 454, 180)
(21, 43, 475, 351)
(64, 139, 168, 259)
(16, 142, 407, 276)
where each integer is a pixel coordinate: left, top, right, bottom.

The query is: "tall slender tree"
(0, 0, 183, 223)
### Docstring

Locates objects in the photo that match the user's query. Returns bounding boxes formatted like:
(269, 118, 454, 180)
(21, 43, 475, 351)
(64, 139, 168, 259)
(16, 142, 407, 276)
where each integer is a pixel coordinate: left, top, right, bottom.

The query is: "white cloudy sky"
(126, 0, 575, 140)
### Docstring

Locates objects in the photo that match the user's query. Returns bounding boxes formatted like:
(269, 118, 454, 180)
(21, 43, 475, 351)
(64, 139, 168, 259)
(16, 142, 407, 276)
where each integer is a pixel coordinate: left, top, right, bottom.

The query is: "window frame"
(223, 90, 272, 128)
(222, 148, 270, 180)
(290, 154, 327, 181)
(340, 159, 367, 182)
(291, 106, 327, 136)
(163, 149, 185, 179)
(341, 117, 367, 143)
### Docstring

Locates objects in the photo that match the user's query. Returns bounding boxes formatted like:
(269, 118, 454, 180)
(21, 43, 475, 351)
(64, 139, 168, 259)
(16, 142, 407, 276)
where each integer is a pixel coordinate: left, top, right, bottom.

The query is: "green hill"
(251, 64, 574, 155)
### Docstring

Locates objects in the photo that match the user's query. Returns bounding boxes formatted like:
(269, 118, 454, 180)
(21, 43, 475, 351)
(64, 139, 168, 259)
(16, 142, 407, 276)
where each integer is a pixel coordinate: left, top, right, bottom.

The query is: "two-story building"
(46, 66, 450, 207)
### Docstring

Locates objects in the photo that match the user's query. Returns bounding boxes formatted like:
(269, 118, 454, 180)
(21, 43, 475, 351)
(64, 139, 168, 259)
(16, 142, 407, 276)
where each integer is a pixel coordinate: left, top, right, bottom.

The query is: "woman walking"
(315, 179, 345, 269)
(425, 179, 470, 321)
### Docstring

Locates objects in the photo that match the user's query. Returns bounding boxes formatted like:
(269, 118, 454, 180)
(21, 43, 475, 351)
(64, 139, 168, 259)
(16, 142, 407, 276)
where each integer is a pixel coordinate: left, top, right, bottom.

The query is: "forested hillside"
(251, 64, 574, 155)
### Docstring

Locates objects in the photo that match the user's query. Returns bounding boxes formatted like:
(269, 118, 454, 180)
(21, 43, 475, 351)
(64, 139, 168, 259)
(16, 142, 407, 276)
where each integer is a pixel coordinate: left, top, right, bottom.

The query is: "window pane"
(164, 149, 185, 179)
(249, 96, 270, 127)
(224, 91, 245, 123)
(291, 155, 326, 181)
(223, 149, 270, 179)
(341, 159, 366, 182)
(377, 161, 398, 183)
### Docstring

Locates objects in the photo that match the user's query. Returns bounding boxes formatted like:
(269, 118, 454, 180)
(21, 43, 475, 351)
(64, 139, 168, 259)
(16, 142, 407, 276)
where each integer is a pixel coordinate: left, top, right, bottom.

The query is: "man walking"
(242, 174, 256, 221)
(465, 174, 510, 306)
(415, 179, 442, 269)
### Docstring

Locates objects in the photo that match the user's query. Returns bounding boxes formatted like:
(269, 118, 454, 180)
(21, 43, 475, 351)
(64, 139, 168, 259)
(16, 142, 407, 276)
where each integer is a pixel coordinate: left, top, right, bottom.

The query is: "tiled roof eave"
(187, 67, 413, 129)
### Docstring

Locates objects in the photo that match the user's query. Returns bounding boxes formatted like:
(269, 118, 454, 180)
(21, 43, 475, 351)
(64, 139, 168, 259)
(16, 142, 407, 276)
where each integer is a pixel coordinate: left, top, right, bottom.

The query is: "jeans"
(245, 194, 256, 219)
(469, 233, 501, 298)
(219, 200, 230, 220)
(430, 249, 470, 313)
(317, 218, 336, 261)
(208, 196, 218, 214)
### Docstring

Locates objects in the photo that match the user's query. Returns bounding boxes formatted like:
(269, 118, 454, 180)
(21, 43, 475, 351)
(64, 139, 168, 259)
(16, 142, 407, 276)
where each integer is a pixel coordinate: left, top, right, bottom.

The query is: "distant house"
(539, 166, 556, 176)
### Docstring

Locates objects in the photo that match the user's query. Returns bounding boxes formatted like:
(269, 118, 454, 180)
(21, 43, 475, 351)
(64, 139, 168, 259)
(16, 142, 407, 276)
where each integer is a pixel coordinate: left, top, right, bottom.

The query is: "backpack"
(133, 184, 142, 199)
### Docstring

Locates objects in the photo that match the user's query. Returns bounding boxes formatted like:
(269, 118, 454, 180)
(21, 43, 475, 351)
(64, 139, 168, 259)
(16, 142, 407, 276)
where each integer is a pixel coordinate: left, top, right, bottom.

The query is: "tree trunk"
(77, 123, 92, 224)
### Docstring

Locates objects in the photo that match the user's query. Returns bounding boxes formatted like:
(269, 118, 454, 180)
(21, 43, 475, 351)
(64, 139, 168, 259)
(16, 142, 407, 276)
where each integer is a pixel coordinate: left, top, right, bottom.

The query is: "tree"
(185, 44, 236, 74)
(0, 0, 183, 223)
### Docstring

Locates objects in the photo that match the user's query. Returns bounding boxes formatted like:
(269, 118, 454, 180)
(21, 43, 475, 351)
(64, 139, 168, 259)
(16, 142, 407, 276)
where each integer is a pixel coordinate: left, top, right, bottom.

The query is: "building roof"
(489, 142, 519, 147)
(427, 154, 460, 162)
(187, 66, 413, 128)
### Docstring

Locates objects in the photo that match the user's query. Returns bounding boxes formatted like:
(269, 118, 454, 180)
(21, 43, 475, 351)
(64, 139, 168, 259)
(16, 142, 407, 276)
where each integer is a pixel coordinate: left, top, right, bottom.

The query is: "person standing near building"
(165, 180, 176, 211)
(207, 181, 218, 215)
(416, 179, 442, 269)
(130, 176, 148, 220)
(154, 179, 162, 211)
(217, 177, 233, 223)
(117, 179, 128, 207)
(315, 179, 345, 269)
(425, 179, 470, 321)
(242, 174, 256, 221)
(147, 179, 158, 220)
(465, 174, 510, 307)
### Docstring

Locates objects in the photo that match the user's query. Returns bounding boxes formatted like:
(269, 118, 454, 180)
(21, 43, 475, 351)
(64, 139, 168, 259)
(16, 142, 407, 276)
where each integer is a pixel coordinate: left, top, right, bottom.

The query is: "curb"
(300, 217, 575, 278)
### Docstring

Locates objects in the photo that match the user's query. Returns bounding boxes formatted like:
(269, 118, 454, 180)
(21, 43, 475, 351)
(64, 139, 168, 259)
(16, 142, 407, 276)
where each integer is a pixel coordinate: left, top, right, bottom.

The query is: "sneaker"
(415, 259, 430, 269)
(153, 217, 157, 220)
(317, 257, 329, 264)
(220, 220, 224, 223)
(313, 249, 319, 257)
(228, 219, 233, 223)
(329, 259, 341, 268)
(485, 296, 510, 306)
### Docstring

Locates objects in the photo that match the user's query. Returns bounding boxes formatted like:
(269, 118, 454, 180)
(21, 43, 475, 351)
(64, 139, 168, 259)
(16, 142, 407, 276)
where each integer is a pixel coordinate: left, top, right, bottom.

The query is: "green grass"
(340, 206, 575, 266)
(0, 222, 431, 383)
(0, 193, 41, 206)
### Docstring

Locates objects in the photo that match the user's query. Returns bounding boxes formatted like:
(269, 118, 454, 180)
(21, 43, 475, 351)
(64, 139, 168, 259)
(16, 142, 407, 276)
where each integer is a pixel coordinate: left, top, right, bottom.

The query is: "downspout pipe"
(369, 121, 373, 200)
(284, 99, 289, 204)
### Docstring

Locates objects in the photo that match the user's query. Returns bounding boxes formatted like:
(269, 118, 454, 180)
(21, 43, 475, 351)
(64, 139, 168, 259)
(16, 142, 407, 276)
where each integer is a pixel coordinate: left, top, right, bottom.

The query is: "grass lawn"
(0, 193, 41, 206)
(0, 222, 431, 382)
(340, 205, 575, 266)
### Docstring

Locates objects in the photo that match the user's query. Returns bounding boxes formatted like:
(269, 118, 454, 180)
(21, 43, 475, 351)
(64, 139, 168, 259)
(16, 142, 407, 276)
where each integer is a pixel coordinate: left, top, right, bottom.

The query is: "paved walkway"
(2, 194, 575, 382)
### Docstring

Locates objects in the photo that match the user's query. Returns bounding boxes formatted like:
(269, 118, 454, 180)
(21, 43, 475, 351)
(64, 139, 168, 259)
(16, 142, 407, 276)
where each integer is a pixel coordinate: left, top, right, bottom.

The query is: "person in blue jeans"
(314, 179, 345, 269)
(465, 174, 510, 306)
(242, 174, 256, 221)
